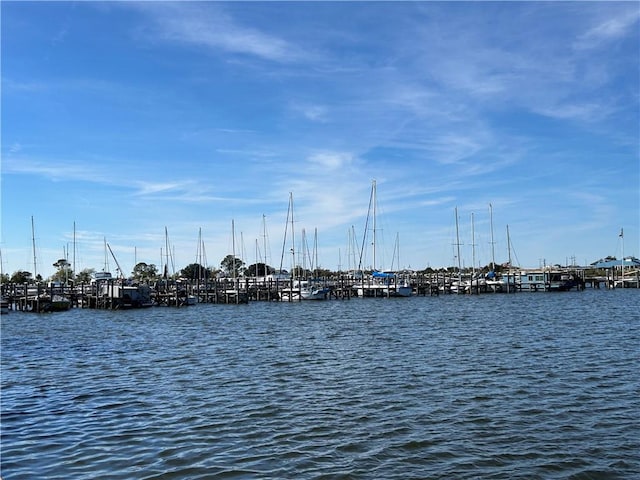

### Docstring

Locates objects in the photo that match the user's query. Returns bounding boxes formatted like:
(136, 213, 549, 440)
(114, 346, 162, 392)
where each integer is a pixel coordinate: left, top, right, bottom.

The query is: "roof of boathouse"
(590, 257, 640, 268)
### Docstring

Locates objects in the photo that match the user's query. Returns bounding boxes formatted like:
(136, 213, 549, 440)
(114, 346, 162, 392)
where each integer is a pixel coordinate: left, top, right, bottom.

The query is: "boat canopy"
(372, 271, 395, 278)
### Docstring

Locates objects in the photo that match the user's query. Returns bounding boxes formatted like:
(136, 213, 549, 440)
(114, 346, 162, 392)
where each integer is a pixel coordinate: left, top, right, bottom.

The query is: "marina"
(0, 263, 637, 313)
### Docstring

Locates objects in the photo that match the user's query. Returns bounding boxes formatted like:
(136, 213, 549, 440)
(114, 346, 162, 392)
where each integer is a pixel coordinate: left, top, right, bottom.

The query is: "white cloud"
(575, 8, 640, 50)
(291, 103, 328, 122)
(133, 3, 305, 63)
(308, 151, 353, 170)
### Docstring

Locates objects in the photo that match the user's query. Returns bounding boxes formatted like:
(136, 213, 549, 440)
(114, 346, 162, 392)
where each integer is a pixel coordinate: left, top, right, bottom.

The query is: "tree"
(51, 258, 73, 283)
(0, 273, 10, 284)
(10, 271, 32, 284)
(180, 263, 211, 280)
(132, 262, 158, 282)
(245, 263, 274, 277)
(220, 255, 245, 278)
(312, 267, 332, 278)
(76, 268, 95, 283)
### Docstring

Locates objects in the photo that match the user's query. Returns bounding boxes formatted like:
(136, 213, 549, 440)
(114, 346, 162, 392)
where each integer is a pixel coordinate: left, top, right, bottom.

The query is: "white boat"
(277, 193, 331, 302)
(353, 180, 412, 298)
(281, 279, 330, 301)
(355, 271, 412, 297)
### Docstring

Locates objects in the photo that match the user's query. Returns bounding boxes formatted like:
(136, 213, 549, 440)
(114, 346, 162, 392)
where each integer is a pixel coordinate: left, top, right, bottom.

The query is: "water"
(2, 290, 639, 479)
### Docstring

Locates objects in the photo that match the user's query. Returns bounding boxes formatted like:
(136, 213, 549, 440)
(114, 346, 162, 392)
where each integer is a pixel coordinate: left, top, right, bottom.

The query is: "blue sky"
(2, 1, 639, 279)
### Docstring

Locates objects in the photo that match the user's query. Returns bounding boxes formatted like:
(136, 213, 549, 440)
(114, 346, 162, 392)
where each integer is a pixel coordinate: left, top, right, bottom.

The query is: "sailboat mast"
(262, 214, 268, 270)
(290, 193, 296, 281)
(489, 203, 495, 271)
(232, 219, 236, 286)
(314, 228, 318, 277)
(73, 221, 76, 281)
(103, 237, 109, 272)
(372, 180, 377, 271)
(506, 224, 512, 294)
(455, 207, 462, 286)
(620, 227, 624, 284)
(471, 212, 476, 280)
(31, 216, 37, 278)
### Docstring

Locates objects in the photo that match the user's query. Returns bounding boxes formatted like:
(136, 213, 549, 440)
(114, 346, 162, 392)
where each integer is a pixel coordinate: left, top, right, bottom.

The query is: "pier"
(1, 266, 637, 313)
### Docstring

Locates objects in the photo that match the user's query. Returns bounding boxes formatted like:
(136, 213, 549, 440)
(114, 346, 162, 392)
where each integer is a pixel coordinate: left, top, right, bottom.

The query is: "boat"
(518, 269, 577, 292)
(1, 296, 10, 314)
(222, 220, 249, 304)
(95, 282, 155, 308)
(38, 293, 72, 312)
(354, 270, 412, 298)
(282, 279, 330, 301)
(353, 180, 412, 298)
(30, 217, 72, 311)
(277, 193, 331, 302)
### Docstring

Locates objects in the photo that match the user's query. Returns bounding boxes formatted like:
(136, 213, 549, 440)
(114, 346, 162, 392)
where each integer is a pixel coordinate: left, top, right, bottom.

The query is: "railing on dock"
(1, 267, 637, 313)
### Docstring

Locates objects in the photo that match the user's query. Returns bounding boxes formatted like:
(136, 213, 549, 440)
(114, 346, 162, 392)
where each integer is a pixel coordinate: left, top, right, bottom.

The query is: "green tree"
(0, 273, 10, 284)
(245, 263, 274, 277)
(76, 268, 95, 283)
(132, 262, 158, 282)
(220, 255, 245, 278)
(180, 263, 209, 280)
(312, 267, 332, 278)
(51, 258, 73, 283)
(10, 271, 32, 284)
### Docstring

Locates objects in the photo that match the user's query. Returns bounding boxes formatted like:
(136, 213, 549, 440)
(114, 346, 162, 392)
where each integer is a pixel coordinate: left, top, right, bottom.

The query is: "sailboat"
(30, 216, 72, 312)
(353, 180, 412, 298)
(225, 219, 249, 304)
(278, 193, 329, 301)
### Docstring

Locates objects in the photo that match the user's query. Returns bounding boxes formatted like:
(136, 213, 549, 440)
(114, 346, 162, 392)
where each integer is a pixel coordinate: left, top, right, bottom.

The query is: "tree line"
(0, 255, 334, 285)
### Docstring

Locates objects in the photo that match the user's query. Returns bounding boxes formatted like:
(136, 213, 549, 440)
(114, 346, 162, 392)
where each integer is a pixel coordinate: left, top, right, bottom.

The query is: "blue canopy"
(372, 271, 396, 278)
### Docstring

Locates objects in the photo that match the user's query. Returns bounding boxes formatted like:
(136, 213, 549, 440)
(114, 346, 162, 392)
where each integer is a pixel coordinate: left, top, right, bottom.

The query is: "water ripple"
(2, 290, 639, 479)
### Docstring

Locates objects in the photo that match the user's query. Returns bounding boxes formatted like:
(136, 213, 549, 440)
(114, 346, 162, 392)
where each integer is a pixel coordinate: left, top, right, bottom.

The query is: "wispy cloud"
(131, 3, 305, 63)
(3, 157, 98, 183)
(307, 151, 354, 170)
(574, 7, 640, 50)
(290, 102, 329, 122)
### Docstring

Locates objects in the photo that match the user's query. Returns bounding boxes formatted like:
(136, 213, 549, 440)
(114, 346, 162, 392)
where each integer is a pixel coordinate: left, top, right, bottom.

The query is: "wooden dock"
(1, 268, 637, 313)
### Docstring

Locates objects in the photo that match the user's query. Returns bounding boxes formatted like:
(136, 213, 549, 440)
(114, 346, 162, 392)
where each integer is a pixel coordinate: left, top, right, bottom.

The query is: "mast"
(232, 219, 237, 288)
(620, 227, 624, 285)
(314, 228, 318, 277)
(103, 237, 109, 273)
(31, 216, 37, 279)
(357, 182, 375, 273)
(455, 207, 462, 287)
(73, 221, 76, 281)
(290, 193, 296, 282)
(506, 224, 512, 293)
(372, 179, 377, 271)
(471, 212, 476, 287)
(489, 203, 496, 271)
(197, 228, 202, 281)
(301, 228, 307, 276)
(262, 214, 268, 270)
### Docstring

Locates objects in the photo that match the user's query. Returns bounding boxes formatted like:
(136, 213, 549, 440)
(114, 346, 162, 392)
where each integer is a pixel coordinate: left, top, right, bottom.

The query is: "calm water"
(2, 290, 639, 479)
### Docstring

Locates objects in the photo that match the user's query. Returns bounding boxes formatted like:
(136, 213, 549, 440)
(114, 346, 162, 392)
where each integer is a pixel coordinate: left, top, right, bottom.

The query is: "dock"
(1, 266, 637, 313)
